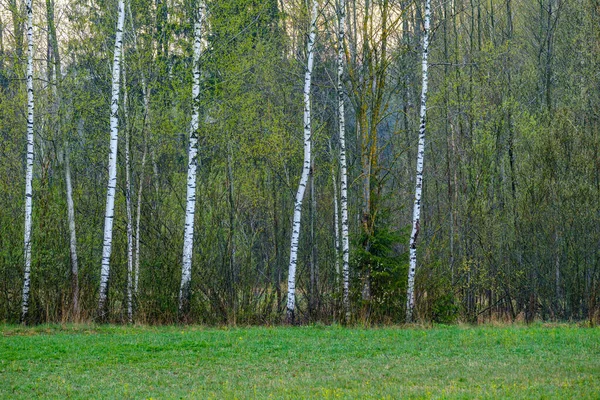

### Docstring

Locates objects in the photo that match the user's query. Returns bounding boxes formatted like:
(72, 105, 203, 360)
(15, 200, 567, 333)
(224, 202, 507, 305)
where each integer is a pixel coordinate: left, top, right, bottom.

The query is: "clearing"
(1, 324, 599, 398)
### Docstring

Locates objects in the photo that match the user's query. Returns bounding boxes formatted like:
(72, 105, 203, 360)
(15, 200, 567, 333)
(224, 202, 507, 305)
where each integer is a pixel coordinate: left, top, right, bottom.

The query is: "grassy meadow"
(1, 324, 599, 398)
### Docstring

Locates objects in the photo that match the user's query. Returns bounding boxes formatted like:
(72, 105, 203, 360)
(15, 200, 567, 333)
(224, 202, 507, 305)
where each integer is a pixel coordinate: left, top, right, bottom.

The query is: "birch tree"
(20, 0, 34, 322)
(286, 0, 317, 323)
(336, 0, 350, 324)
(179, 2, 206, 315)
(406, 0, 431, 323)
(98, 0, 126, 316)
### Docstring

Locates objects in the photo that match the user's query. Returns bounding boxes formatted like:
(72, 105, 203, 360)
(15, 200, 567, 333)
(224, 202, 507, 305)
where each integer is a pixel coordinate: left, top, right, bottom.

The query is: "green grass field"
(1, 324, 599, 399)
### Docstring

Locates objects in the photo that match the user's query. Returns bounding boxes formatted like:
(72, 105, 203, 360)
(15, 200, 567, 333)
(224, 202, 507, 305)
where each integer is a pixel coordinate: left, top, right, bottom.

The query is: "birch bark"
(286, 0, 317, 323)
(337, 0, 351, 323)
(21, 0, 34, 322)
(98, 0, 126, 315)
(406, 0, 431, 323)
(179, 2, 205, 314)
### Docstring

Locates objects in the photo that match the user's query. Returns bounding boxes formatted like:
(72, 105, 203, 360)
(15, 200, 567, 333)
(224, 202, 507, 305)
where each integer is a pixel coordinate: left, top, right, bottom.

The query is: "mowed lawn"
(1, 324, 599, 399)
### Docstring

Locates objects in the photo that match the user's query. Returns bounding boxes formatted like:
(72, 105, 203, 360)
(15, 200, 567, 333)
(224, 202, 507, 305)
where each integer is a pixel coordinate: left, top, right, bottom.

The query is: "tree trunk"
(179, 2, 205, 315)
(65, 147, 79, 320)
(337, 0, 351, 324)
(98, 0, 126, 316)
(286, 0, 317, 324)
(329, 140, 340, 283)
(134, 138, 147, 296)
(122, 45, 133, 324)
(406, 0, 431, 323)
(46, 0, 81, 322)
(20, 0, 34, 323)
(309, 157, 317, 316)
(227, 141, 237, 317)
(128, 1, 149, 298)
(0, 16, 4, 70)
(9, 0, 24, 61)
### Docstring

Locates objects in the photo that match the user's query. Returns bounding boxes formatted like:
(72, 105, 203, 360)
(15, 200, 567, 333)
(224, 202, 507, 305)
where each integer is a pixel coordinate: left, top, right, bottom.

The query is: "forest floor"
(1, 323, 599, 399)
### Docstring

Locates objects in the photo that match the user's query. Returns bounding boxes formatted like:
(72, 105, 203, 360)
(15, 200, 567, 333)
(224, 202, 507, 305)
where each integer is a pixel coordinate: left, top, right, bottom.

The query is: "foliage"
(1, 0, 600, 325)
(353, 208, 408, 323)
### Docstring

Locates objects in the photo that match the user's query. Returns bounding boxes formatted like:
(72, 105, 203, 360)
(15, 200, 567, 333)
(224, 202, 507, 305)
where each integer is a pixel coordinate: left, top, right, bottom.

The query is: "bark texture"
(286, 0, 317, 323)
(406, 0, 431, 323)
(337, 0, 351, 323)
(98, 0, 126, 316)
(21, 0, 34, 322)
(179, 2, 206, 314)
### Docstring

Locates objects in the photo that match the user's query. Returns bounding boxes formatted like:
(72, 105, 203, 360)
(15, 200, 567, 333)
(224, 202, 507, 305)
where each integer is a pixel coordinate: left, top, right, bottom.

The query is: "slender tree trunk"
(442, 0, 454, 286)
(273, 177, 282, 313)
(286, 0, 317, 324)
(329, 140, 340, 283)
(98, 0, 126, 316)
(309, 157, 317, 315)
(406, 0, 431, 323)
(544, 0, 554, 113)
(65, 147, 79, 320)
(128, 1, 148, 297)
(46, 0, 81, 321)
(337, 0, 350, 323)
(20, 0, 34, 323)
(122, 46, 134, 324)
(135, 138, 147, 296)
(45, 2, 54, 91)
(152, 150, 159, 209)
(226, 141, 236, 316)
(179, 2, 205, 315)
(554, 227, 561, 317)
(9, 0, 24, 62)
(360, 0, 371, 260)
(0, 16, 4, 70)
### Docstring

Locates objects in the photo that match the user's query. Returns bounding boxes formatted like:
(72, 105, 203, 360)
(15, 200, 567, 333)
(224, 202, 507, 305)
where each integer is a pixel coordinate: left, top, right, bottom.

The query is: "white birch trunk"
(406, 0, 431, 323)
(122, 46, 133, 323)
(179, 3, 205, 314)
(21, 0, 34, 322)
(98, 0, 126, 315)
(286, 0, 318, 323)
(337, 0, 351, 324)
